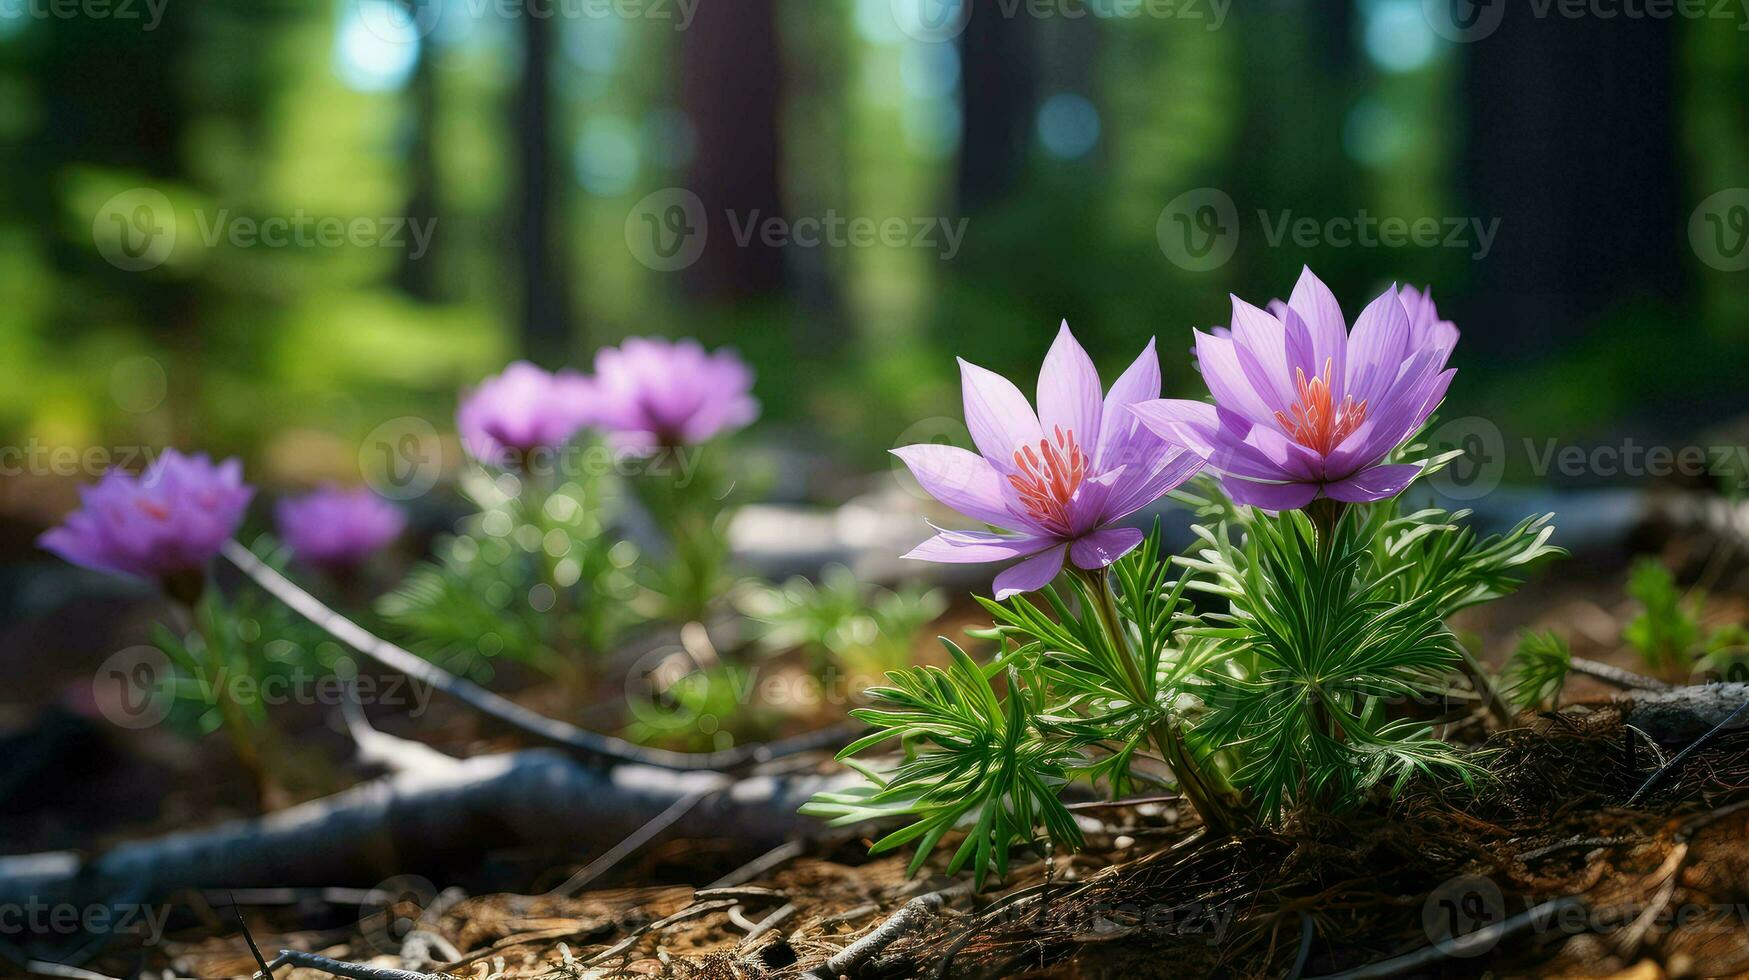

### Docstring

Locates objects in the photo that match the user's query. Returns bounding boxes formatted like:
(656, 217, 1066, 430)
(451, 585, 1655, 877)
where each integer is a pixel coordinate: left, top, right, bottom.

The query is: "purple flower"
(275, 485, 406, 570)
(894, 323, 1206, 600)
(457, 361, 597, 464)
(592, 338, 759, 450)
(39, 449, 254, 580)
(1133, 268, 1456, 512)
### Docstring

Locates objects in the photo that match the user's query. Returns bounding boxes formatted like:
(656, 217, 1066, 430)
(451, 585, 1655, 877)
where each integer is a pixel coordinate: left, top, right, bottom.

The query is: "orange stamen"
(1273, 357, 1367, 456)
(1008, 426, 1086, 535)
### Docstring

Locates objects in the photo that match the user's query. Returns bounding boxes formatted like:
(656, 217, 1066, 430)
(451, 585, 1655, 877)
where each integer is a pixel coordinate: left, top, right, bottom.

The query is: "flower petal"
(1324, 464, 1422, 503)
(1193, 330, 1278, 427)
(1228, 296, 1295, 413)
(1129, 398, 1220, 459)
(1286, 267, 1348, 398)
(1070, 526, 1145, 569)
(1343, 285, 1410, 406)
(993, 544, 1068, 599)
(904, 528, 1052, 563)
(892, 444, 1016, 529)
(1103, 444, 1206, 521)
(1037, 322, 1103, 452)
(959, 358, 1043, 474)
(1221, 477, 1320, 512)
(1095, 338, 1162, 472)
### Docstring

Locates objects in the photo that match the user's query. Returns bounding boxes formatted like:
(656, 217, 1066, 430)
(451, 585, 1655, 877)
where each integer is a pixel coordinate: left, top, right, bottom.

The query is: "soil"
(6, 519, 1749, 979)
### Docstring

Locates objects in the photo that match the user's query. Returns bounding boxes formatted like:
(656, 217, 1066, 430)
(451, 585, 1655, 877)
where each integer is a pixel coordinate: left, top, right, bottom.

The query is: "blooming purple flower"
(894, 323, 1206, 600)
(592, 337, 759, 450)
(1133, 268, 1456, 512)
(275, 485, 406, 570)
(39, 449, 254, 580)
(457, 361, 597, 464)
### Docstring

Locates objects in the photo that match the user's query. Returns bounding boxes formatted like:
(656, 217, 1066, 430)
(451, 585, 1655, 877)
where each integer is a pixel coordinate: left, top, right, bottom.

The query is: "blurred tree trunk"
(397, 20, 441, 302)
(515, 8, 574, 363)
(956, 4, 1034, 212)
(1461, 14, 1681, 356)
(680, 0, 786, 303)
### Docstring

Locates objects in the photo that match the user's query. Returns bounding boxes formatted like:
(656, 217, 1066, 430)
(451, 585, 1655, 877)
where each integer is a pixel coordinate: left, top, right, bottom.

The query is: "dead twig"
(1627, 695, 1749, 804)
(223, 540, 855, 772)
(1306, 897, 1584, 980)
(548, 789, 717, 896)
(1569, 657, 1671, 691)
(582, 899, 738, 966)
(257, 950, 455, 980)
(808, 883, 971, 979)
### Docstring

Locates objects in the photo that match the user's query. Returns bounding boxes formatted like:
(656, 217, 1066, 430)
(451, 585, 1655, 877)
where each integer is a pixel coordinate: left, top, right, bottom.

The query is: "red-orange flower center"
(136, 499, 171, 521)
(1009, 426, 1086, 534)
(1274, 357, 1367, 456)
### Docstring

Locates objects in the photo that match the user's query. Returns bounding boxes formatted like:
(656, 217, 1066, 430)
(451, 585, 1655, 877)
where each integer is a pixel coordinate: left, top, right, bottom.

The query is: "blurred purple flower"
(894, 323, 1205, 600)
(592, 338, 759, 450)
(1133, 268, 1455, 512)
(39, 449, 254, 581)
(457, 361, 597, 464)
(275, 485, 405, 570)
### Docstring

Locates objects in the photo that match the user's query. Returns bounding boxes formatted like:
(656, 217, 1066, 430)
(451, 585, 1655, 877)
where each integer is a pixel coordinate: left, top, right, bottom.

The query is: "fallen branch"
(1568, 656, 1670, 691)
(259, 949, 454, 980)
(1627, 695, 1749, 804)
(809, 883, 970, 979)
(0, 746, 855, 908)
(1306, 897, 1584, 980)
(222, 540, 855, 772)
(1616, 682, 1749, 745)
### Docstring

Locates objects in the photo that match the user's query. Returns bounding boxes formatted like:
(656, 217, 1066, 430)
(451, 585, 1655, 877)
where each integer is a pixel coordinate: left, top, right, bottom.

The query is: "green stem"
(1072, 566, 1241, 835)
(182, 594, 268, 808)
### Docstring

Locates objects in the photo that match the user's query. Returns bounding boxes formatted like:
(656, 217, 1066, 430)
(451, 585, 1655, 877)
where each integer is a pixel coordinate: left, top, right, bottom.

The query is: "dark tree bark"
(1459, 12, 1682, 357)
(515, 8, 574, 364)
(956, 3, 1034, 213)
(680, 0, 786, 303)
(396, 15, 442, 303)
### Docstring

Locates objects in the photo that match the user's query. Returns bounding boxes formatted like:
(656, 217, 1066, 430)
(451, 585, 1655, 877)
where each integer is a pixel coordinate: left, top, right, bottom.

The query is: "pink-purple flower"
(894, 323, 1205, 599)
(592, 338, 759, 450)
(457, 361, 597, 464)
(1133, 268, 1456, 511)
(39, 449, 254, 581)
(275, 485, 406, 570)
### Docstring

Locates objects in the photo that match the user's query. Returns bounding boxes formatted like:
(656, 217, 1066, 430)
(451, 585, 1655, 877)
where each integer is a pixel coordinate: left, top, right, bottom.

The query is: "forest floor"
(7, 512, 1749, 979)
